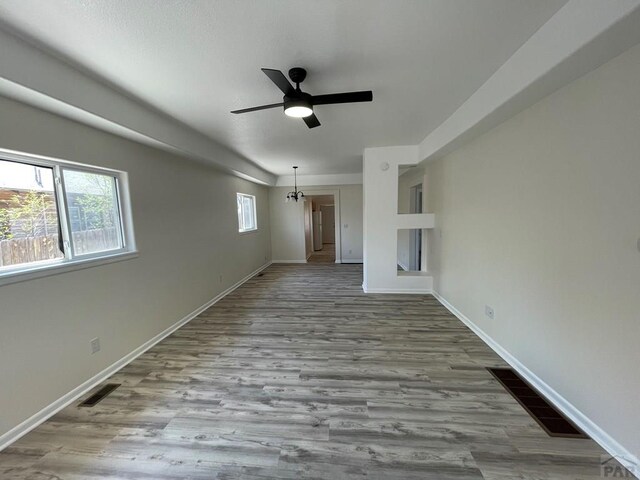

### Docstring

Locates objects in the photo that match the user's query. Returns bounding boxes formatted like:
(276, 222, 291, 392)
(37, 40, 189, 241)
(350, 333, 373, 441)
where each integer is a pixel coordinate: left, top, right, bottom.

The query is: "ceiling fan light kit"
(283, 96, 313, 118)
(231, 67, 373, 128)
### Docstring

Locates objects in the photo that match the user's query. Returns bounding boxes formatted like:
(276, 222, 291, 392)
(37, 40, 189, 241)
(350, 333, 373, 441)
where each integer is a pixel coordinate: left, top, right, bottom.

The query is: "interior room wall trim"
(341, 259, 363, 264)
(363, 287, 432, 294)
(0, 261, 272, 453)
(432, 290, 639, 478)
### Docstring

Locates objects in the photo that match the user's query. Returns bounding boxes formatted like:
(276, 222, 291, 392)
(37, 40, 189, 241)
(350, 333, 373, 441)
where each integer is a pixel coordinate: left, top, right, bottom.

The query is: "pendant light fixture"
(286, 166, 305, 202)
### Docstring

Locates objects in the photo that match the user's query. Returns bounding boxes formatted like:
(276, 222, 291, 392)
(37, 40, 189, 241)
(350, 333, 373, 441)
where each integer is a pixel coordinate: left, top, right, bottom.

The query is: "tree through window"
(0, 153, 134, 280)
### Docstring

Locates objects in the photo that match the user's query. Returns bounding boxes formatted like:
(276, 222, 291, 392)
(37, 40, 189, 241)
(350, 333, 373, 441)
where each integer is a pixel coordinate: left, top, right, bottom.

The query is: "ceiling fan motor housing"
(283, 92, 312, 112)
(288, 67, 307, 85)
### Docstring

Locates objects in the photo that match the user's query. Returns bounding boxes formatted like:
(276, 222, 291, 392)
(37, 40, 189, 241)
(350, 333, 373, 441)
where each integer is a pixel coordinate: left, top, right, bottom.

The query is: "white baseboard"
(341, 258, 363, 264)
(271, 259, 307, 264)
(432, 290, 639, 478)
(0, 261, 272, 453)
(364, 287, 432, 294)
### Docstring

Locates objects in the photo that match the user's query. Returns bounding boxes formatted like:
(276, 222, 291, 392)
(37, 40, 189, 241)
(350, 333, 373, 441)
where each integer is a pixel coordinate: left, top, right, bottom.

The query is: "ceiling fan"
(230, 67, 373, 128)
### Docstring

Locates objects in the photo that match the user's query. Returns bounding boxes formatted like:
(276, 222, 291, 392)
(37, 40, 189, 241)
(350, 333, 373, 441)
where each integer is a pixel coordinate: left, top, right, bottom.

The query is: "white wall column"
(363, 146, 434, 293)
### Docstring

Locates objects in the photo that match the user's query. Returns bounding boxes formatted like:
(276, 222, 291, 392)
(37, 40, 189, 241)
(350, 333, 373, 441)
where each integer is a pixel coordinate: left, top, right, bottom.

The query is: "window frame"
(0, 148, 137, 286)
(236, 192, 258, 234)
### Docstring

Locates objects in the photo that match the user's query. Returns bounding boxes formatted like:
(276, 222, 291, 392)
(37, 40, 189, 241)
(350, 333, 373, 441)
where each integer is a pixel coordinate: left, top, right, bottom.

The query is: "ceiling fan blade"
(303, 113, 321, 129)
(230, 102, 283, 114)
(311, 90, 373, 106)
(261, 68, 295, 96)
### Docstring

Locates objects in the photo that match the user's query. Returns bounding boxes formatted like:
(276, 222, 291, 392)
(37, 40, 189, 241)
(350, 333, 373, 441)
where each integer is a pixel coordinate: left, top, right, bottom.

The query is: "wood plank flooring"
(307, 243, 336, 263)
(0, 263, 622, 479)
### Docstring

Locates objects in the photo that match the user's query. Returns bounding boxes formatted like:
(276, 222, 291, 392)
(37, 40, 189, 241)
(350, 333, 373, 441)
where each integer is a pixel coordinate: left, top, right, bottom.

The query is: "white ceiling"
(0, 0, 567, 176)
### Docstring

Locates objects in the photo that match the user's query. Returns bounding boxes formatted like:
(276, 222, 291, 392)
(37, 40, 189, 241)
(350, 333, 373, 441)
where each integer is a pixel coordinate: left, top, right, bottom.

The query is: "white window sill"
(0, 250, 139, 287)
(238, 228, 258, 235)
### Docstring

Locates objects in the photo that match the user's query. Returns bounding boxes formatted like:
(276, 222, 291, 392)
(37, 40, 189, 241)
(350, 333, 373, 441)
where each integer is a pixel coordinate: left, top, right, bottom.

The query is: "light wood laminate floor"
(307, 243, 335, 263)
(0, 264, 620, 479)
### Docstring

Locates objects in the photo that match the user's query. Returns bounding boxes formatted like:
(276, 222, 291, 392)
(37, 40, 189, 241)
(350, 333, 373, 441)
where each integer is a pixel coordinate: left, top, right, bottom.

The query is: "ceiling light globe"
(284, 105, 313, 118)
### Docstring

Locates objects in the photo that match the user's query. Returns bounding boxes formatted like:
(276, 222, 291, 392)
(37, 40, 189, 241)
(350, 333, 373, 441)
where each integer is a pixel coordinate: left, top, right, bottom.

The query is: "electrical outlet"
(90, 337, 100, 354)
(485, 305, 495, 320)
(219, 274, 223, 283)
(349, 249, 352, 254)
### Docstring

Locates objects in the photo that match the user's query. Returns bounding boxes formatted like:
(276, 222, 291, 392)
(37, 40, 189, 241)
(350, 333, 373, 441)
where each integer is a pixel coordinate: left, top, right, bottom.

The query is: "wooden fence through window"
(0, 228, 119, 267)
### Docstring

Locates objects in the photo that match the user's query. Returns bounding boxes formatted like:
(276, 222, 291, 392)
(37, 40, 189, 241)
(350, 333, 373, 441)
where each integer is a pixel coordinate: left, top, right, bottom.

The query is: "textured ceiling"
(0, 0, 567, 176)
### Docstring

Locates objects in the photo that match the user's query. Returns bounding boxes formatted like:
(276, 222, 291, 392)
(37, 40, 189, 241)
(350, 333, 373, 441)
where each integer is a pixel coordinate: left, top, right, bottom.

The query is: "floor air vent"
(487, 368, 588, 438)
(79, 383, 120, 407)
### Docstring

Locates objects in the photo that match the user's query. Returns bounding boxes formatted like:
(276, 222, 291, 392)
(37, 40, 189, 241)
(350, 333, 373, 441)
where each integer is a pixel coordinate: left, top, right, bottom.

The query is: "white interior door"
(320, 205, 335, 244)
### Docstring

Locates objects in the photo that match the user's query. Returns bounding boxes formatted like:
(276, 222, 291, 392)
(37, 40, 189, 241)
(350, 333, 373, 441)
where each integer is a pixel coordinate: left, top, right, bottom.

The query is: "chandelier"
(286, 166, 305, 202)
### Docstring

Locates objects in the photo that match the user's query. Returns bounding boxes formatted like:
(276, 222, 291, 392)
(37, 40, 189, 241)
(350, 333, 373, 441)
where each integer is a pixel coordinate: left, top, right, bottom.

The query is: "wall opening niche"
(397, 228, 427, 274)
(398, 165, 425, 214)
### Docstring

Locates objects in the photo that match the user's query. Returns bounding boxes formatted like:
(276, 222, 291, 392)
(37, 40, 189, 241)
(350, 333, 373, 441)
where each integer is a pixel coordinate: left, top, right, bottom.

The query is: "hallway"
(307, 243, 336, 263)
(0, 264, 617, 479)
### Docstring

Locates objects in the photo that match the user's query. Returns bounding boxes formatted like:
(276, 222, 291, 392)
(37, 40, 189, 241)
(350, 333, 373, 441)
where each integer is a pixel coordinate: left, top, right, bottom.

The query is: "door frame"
(302, 189, 341, 262)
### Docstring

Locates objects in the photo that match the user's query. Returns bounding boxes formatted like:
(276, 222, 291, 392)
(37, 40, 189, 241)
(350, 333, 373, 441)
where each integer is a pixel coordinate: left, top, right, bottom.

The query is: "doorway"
(306, 195, 336, 263)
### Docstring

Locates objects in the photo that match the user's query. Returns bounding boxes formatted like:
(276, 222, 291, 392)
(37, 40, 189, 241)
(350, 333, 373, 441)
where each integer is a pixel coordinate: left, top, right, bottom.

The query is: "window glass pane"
(63, 169, 123, 255)
(237, 193, 256, 232)
(237, 194, 244, 230)
(242, 196, 255, 229)
(0, 159, 63, 269)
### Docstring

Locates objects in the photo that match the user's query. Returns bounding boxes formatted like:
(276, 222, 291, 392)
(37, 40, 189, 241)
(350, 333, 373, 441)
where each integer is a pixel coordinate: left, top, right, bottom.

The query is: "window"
(63, 169, 123, 255)
(0, 150, 136, 284)
(237, 193, 257, 233)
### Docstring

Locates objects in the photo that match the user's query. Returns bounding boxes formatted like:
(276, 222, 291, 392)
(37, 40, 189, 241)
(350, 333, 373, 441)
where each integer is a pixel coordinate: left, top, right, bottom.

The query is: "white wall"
(269, 185, 363, 263)
(426, 42, 640, 460)
(0, 95, 271, 439)
(363, 147, 434, 293)
(268, 189, 306, 262)
(333, 186, 362, 262)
